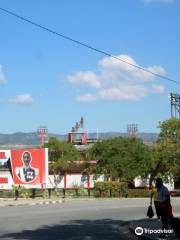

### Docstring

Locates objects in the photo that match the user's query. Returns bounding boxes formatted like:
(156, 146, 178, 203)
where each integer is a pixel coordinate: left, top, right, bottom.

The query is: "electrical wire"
(0, 6, 179, 86)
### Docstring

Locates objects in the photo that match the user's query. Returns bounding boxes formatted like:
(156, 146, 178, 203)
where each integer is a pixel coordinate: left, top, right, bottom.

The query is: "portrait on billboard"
(15, 151, 39, 182)
(10, 148, 48, 185)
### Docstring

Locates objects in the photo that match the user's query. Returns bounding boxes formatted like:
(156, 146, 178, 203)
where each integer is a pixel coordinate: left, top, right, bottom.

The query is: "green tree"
(148, 118, 180, 184)
(90, 137, 152, 182)
(45, 137, 80, 173)
(158, 118, 180, 141)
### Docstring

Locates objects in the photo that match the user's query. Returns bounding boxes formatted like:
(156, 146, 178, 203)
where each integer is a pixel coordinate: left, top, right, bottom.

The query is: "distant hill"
(0, 132, 158, 146)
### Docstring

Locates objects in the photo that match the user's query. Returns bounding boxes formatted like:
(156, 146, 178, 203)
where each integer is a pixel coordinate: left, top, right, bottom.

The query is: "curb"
(29, 199, 63, 206)
(0, 199, 64, 207)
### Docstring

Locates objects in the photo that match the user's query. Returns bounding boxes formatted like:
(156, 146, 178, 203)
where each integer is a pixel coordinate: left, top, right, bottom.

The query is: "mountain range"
(0, 132, 158, 145)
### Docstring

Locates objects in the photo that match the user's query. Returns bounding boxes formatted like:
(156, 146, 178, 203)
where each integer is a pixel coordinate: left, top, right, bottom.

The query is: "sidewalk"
(129, 218, 179, 240)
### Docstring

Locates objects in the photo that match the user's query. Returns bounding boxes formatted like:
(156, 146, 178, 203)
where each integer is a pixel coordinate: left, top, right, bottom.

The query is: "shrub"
(94, 182, 109, 197)
(94, 181, 129, 197)
(19, 189, 30, 198)
(127, 189, 149, 198)
(0, 189, 14, 198)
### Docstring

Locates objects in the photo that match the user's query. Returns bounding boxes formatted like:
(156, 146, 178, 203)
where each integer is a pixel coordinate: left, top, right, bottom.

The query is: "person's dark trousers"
(15, 189, 19, 200)
(159, 206, 169, 230)
(169, 217, 180, 237)
(48, 189, 51, 199)
(154, 201, 161, 219)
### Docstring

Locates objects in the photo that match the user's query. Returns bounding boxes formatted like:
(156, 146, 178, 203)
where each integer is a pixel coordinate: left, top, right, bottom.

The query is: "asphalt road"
(0, 198, 180, 240)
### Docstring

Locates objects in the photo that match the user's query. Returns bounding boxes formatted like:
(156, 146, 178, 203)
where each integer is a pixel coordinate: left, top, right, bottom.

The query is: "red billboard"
(10, 148, 48, 185)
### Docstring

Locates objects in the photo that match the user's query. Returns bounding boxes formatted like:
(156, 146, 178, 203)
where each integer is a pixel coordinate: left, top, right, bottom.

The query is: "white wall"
(134, 176, 174, 191)
(0, 171, 175, 191)
(46, 174, 106, 189)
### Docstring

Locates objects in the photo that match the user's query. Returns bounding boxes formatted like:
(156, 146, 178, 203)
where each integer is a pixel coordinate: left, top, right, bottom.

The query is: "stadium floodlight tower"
(37, 126, 48, 146)
(68, 117, 87, 144)
(170, 93, 180, 119)
(80, 117, 84, 128)
(127, 124, 138, 138)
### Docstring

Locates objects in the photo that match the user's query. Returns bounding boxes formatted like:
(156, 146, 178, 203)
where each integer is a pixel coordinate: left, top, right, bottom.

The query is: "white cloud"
(99, 86, 147, 101)
(9, 94, 34, 105)
(66, 54, 166, 102)
(151, 84, 165, 93)
(98, 55, 166, 85)
(147, 66, 166, 76)
(0, 65, 7, 84)
(77, 94, 97, 102)
(67, 71, 100, 88)
(142, 0, 174, 3)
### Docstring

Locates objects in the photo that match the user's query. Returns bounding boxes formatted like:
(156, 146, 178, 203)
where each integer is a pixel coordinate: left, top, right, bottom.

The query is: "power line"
(0, 6, 180, 86)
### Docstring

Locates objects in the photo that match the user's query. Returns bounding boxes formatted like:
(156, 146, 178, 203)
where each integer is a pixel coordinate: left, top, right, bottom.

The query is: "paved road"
(0, 198, 179, 240)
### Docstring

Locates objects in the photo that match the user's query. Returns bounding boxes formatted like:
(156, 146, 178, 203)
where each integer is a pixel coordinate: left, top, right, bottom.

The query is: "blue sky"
(0, 0, 179, 134)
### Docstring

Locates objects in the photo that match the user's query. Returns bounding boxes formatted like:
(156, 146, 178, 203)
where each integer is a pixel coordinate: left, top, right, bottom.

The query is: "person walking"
(155, 178, 173, 239)
(150, 184, 160, 219)
(14, 185, 20, 200)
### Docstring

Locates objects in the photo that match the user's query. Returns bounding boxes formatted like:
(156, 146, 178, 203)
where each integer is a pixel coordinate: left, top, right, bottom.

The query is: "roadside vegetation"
(1, 118, 179, 199)
(46, 118, 180, 186)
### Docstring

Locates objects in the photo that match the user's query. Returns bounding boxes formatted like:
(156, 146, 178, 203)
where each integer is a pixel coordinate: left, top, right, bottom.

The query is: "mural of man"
(15, 151, 39, 182)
